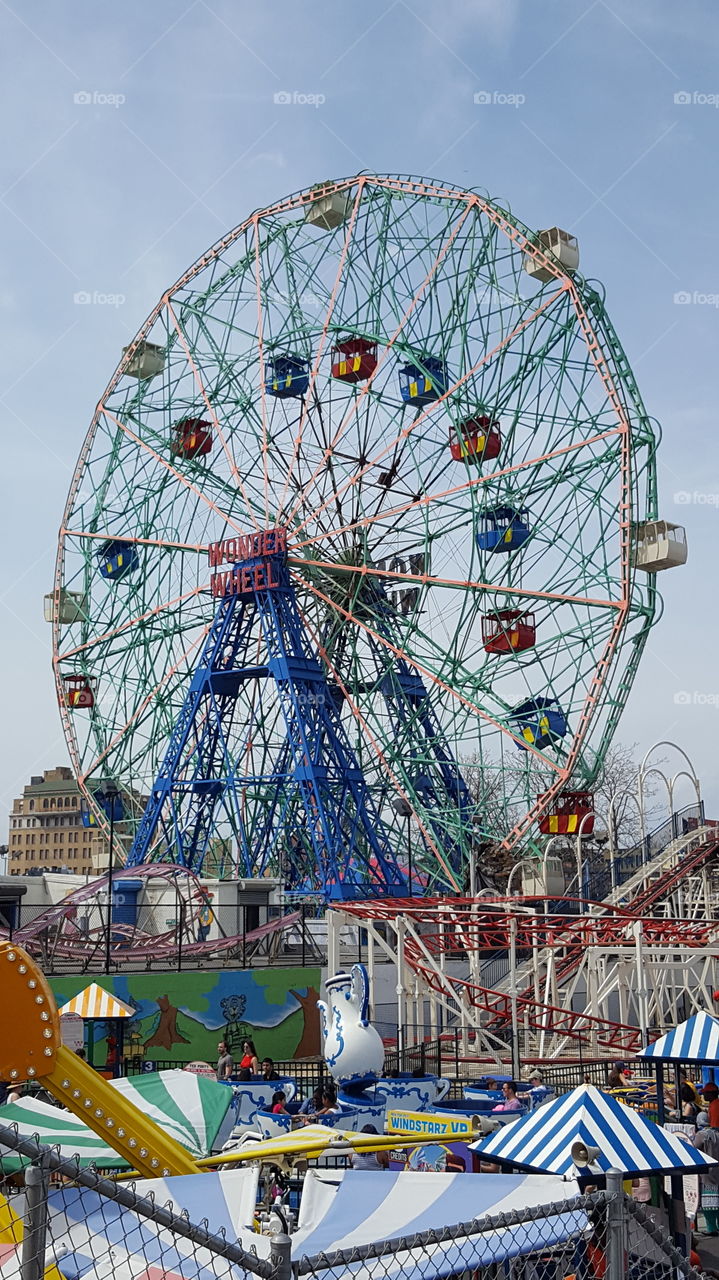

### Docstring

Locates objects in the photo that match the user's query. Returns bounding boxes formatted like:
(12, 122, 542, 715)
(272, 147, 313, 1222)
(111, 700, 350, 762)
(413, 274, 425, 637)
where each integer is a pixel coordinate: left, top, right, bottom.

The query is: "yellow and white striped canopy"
(58, 983, 134, 1019)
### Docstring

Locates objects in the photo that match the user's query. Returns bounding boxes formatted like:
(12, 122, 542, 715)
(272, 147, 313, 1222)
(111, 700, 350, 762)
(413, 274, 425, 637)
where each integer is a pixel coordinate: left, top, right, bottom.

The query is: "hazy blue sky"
(1, 0, 717, 834)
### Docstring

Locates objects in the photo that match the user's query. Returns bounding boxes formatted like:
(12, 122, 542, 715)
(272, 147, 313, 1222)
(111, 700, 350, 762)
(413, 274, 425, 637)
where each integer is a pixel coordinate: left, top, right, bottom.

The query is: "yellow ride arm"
(0, 942, 199, 1178)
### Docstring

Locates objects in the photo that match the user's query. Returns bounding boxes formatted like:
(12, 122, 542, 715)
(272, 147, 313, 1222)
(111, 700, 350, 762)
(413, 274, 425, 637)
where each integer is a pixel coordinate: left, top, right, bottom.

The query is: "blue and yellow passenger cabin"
(476, 506, 531, 553)
(82, 787, 125, 827)
(265, 354, 310, 399)
(510, 697, 568, 750)
(398, 356, 447, 406)
(97, 539, 139, 582)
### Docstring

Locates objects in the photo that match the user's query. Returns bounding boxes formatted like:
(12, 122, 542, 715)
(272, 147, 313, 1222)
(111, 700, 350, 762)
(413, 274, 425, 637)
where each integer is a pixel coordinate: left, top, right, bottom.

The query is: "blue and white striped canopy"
(0, 1167, 587, 1280)
(291, 1169, 586, 1274)
(638, 1012, 719, 1064)
(472, 1084, 716, 1177)
(0, 1169, 260, 1280)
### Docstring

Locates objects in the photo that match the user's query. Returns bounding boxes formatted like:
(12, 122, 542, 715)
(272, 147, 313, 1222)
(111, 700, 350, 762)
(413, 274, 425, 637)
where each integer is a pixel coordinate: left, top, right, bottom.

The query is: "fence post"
(606, 1168, 627, 1280)
(21, 1164, 48, 1280)
(269, 1231, 292, 1280)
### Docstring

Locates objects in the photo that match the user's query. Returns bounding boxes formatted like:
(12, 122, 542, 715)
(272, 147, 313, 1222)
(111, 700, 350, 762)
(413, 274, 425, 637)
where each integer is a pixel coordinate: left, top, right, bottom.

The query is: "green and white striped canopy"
(112, 1069, 232, 1157)
(0, 1097, 128, 1171)
(0, 1070, 232, 1172)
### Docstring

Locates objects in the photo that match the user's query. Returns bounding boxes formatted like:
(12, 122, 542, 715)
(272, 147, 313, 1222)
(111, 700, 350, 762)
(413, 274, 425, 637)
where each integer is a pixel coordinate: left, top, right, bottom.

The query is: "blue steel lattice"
(125, 544, 407, 899)
(366, 590, 475, 886)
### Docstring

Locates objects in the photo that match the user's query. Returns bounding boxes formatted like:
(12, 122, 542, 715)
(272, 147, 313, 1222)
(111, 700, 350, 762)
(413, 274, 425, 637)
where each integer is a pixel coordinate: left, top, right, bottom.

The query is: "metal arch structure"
(52, 174, 660, 894)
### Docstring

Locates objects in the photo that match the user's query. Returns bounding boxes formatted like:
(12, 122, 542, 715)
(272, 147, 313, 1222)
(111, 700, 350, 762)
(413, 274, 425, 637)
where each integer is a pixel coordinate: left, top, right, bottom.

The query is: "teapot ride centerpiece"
(318, 964, 385, 1087)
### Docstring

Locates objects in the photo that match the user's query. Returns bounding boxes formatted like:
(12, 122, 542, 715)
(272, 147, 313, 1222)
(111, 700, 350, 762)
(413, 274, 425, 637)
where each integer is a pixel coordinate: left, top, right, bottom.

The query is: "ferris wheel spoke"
(56, 582, 208, 662)
(275, 182, 366, 518)
(291, 556, 621, 613)
(285, 198, 480, 530)
(252, 214, 272, 525)
(61, 529, 206, 555)
(165, 299, 261, 530)
(78, 623, 211, 786)
(291, 285, 569, 539)
(290, 424, 621, 567)
(101, 407, 247, 536)
(295, 572, 563, 771)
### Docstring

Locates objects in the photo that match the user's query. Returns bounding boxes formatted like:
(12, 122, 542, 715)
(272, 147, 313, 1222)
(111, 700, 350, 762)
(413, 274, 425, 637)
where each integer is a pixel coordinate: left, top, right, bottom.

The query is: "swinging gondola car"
(476, 506, 531, 553)
(331, 337, 378, 383)
(538, 791, 594, 835)
(43, 589, 86, 625)
(398, 357, 447, 406)
(82, 787, 125, 827)
(266, 354, 310, 398)
(510, 697, 567, 750)
(172, 418, 213, 459)
(305, 188, 352, 230)
(62, 674, 95, 709)
(523, 228, 579, 283)
(481, 610, 536, 654)
(450, 416, 501, 463)
(633, 521, 687, 572)
(122, 340, 165, 381)
(96, 539, 139, 582)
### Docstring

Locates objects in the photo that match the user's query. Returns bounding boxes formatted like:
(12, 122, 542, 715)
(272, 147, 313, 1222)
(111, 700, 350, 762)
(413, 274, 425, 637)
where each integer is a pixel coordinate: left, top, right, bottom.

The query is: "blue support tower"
(125, 534, 407, 900)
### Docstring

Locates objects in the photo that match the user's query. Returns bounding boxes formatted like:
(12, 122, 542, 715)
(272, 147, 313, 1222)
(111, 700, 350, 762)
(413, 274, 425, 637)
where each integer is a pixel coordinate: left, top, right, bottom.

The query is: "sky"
(1, 0, 717, 840)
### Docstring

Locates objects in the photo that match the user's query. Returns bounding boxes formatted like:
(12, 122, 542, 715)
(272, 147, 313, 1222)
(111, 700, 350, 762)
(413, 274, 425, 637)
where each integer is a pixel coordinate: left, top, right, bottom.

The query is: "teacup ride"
(225, 1077, 298, 1136)
(319, 964, 450, 1119)
(360, 1073, 451, 1112)
(254, 1109, 293, 1141)
(435, 1097, 526, 1129)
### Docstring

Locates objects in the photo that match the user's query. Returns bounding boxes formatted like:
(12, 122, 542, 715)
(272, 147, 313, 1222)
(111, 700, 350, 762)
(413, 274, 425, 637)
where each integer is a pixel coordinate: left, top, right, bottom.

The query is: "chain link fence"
(0, 1118, 712, 1280)
(0, 1122, 284, 1280)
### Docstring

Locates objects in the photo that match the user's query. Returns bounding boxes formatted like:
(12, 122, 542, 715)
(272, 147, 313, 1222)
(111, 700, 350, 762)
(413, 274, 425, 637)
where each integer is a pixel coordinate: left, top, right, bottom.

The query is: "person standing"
(216, 1040, 234, 1081)
(692, 1112, 719, 1235)
(238, 1039, 259, 1074)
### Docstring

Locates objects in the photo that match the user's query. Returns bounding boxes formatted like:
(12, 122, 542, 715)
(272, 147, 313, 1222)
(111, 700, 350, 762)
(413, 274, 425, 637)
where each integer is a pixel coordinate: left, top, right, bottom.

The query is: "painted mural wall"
(50, 967, 322, 1064)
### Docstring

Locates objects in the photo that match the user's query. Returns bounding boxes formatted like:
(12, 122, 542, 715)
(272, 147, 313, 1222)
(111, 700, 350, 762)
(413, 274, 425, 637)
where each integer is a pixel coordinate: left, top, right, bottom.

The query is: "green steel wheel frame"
(51, 174, 659, 890)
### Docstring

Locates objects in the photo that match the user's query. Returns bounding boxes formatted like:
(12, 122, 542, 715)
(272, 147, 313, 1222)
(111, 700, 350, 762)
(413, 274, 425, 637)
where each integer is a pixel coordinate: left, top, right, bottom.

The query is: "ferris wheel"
(50, 174, 665, 898)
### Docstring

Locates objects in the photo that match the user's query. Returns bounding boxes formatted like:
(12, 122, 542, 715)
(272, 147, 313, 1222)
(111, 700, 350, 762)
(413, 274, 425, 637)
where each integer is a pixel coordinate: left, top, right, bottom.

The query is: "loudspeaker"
(571, 1140, 601, 1167)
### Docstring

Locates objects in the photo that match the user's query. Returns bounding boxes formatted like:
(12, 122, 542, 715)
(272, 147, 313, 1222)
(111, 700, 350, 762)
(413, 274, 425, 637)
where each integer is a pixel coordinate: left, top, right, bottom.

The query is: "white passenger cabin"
(122, 340, 165, 381)
(305, 190, 351, 230)
(524, 227, 580, 282)
(522, 856, 565, 897)
(43, 589, 86, 625)
(633, 520, 688, 572)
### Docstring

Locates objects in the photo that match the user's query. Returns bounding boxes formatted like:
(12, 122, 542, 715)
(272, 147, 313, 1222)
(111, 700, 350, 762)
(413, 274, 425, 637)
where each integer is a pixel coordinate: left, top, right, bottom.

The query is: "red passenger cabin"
(538, 791, 594, 836)
(172, 418, 213, 459)
(450, 416, 501, 463)
(62, 675, 95, 709)
(331, 338, 378, 384)
(482, 609, 536, 654)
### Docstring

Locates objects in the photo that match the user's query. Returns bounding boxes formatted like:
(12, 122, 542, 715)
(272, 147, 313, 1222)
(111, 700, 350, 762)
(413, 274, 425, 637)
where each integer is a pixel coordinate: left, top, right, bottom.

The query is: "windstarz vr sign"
(207, 527, 287, 599)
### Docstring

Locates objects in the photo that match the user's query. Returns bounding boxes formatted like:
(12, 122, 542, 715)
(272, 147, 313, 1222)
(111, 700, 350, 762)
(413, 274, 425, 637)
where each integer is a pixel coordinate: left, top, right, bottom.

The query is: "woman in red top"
(238, 1039, 259, 1073)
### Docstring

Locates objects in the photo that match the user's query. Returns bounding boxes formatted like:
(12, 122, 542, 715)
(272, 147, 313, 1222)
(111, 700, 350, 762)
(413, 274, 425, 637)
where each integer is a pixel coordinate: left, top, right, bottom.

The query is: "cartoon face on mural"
(220, 994, 252, 1054)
